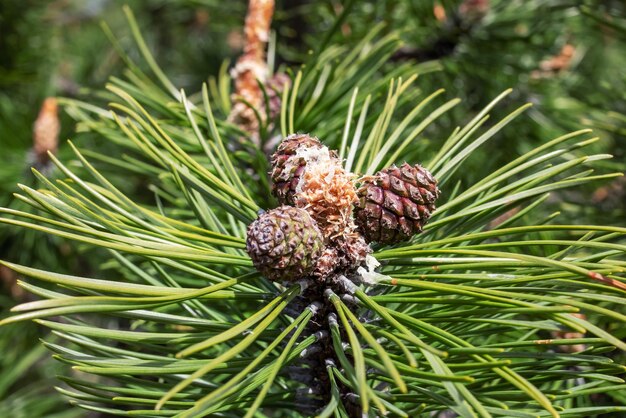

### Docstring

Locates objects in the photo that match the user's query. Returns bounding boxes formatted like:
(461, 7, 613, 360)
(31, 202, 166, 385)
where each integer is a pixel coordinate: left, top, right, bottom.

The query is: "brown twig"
(33, 97, 60, 166)
(229, 0, 275, 140)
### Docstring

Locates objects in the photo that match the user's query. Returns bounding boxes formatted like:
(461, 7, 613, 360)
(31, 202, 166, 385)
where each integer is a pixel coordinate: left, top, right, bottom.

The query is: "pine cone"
(310, 233, 370, 279)
(246, 206, 324, 281)
(270, 134, 327, 205)
(354, 163, 440, 244)
(311, 247, 339, 280)
(336, 233, 371, 270)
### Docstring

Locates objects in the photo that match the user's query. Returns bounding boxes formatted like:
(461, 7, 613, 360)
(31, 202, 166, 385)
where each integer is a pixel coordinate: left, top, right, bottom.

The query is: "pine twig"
(32, 98, 60, 167)
(229, 0, 275, 140)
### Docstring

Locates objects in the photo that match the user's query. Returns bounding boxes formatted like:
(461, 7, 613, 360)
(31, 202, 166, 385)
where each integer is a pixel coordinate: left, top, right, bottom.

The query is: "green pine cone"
(246, 205, 325, 281)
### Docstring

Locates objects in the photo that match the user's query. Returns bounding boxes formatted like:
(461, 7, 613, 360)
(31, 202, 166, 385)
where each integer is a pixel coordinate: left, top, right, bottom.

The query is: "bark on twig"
(392, 0, 489, 62)
(229, 0, 275, 140)
(32, 97, 60, 166)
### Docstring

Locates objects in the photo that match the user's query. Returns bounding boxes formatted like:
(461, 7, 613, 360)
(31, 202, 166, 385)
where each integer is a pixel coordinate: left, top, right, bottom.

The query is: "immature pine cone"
(271, 134, 357, 239)
(310, 233, 371, 279)
(270, 134, 330, 205)
(246, 206, 324, 281)
(354, 163, 440, 244)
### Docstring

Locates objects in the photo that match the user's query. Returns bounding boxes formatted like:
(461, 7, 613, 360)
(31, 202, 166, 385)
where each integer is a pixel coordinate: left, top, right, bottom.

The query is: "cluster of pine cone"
(246, 134, 440, 282)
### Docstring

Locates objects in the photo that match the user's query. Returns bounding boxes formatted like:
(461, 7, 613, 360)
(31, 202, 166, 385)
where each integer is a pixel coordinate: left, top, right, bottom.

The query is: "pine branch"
(0, 4, 624, 418)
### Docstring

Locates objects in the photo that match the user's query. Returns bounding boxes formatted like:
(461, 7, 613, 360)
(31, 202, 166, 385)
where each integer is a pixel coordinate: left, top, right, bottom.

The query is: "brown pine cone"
(270, 134, 327, 205)
(354, 163, 440, 244)
(246, 206, 324, 281)
(310, 234, 370, 280)
(336, 233, 371, 270)
(311, 247, 340, 280)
